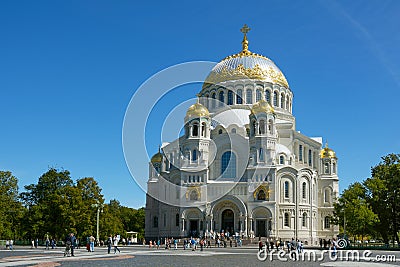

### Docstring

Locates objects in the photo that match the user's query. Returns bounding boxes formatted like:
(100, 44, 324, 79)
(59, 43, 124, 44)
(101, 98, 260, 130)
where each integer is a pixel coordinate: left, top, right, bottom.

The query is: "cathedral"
(145, 25, 339, 245)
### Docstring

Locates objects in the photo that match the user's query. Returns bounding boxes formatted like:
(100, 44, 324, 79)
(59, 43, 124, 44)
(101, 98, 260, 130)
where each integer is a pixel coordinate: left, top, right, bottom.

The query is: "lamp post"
(91, 201, 103, 245)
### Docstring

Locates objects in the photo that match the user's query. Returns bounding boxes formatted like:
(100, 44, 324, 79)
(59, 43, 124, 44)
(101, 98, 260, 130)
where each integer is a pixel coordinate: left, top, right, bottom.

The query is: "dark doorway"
(221, 209, 234, 234)
(256, 220, 266, 237)
(189, 220, 198, 237)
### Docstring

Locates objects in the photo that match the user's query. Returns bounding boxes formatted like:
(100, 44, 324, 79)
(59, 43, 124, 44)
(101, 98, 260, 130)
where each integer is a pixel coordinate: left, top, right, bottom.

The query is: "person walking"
(89, 235, 95, 252)
(107, 235, 112, 254)
(69, 233, 76, 256)
(113, 235, 121, 254)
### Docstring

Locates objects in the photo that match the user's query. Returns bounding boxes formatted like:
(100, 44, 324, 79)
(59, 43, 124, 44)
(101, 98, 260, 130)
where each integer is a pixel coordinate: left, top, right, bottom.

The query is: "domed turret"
(320, 143, 337, 159)
(151, 151, 163, 163)
(186, 102, 209, 119)
(251, 99, 275, 115)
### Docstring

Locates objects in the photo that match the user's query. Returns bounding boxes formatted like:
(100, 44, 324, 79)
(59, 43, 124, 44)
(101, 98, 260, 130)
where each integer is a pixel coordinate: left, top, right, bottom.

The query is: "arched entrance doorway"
(221, 209, 234, 234)
(252, 207, 272, 238)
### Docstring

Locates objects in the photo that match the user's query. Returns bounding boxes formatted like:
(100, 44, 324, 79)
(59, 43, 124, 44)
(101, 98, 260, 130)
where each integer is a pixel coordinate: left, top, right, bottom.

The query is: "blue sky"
(1, 0, 399, 208)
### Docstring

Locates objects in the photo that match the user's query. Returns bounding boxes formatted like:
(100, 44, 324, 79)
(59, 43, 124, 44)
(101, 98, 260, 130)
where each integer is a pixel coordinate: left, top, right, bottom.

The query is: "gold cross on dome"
(240, 24, 251, 35)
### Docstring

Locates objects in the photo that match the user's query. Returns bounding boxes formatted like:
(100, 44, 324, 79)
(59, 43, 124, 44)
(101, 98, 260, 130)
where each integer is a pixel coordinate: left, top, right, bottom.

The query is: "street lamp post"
(91, 202, 103, 245)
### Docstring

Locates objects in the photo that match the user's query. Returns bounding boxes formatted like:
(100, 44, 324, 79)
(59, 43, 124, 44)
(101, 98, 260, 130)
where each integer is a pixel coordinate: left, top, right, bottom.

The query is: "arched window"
(286, 95, 289, 110)
(201, 122, 206, 137)
(268, 119, 273, 134)
(273, 91, 278, 106)
(175, 213, 180, 226)
(256, 89, 262, 102)
(211, 92, 216, 109)
(324, 162, 330, 174)
(279, 155, 285, 164)
(192, 123, 199, 137)
(192, 150, 197, 161)
(333, 162, 336, 174)
(236, 89, 243, 104)
(153, 216, 158, 228)
(299, 144, 303, 161)
(221, 151, 236, 178)
(265, 90, 271, 103)
(284, 213, 290, 227)
(324, 188, 330, 203)
(190, 190, 199, 201)
(308, 149, 312, 166)
(227, 90, 233, 105)
(218, 91, 224, 106)
(284, 181, 289, 198)
(257, 190, 266, 200)
(324, 216, 331, 228)
(218, 129, 223, 134)
(259, 148, 264, 161)
(302, 212, 307, 227)
(302, 182, 307, 199)
(259, 120, 265, 134)
(231, 128, 236, 134)
(246, 89, 252, 104)
(280, 93, 285, 108)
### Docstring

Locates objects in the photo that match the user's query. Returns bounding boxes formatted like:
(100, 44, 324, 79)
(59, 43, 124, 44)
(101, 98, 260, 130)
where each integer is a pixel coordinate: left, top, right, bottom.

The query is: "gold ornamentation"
(251, 99, 274, 114)
(253, 183, 270, 199)
(186, 102, 210, 118)
(320, 143, 337, 159)
(204, 64, 289, 88)
(240, 24, 251, 52)
(185, 186, 201, 200)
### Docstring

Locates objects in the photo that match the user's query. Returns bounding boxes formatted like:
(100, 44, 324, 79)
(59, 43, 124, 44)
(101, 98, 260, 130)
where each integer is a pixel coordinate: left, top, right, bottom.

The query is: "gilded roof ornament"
(320, 142, 337, 159)
(251, 99, 275, 114)
(186, 101, 210, 119)
(240, 24, 251, 52)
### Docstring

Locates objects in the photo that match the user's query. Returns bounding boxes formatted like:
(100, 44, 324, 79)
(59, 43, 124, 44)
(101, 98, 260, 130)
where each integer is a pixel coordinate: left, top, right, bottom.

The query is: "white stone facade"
(145, 36, 339, 245)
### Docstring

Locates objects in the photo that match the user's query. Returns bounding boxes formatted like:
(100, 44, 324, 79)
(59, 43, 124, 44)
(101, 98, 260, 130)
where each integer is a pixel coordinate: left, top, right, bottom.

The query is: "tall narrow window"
(192, 123, 198, 137)
(324, 217, 330, 228)
(324, 188, 330, 203)
(299, 145, 303, 161)
(324, 162, 330, 174)
(176, 213, 180, 227)
(246, 89, 252, 104)
(259, 148, 264, 161)
(227, 90, 233, 105)
(279, 155, 284, 164)
(265, 90, 271, 103)
(333, 162, 336, 174)
(308, 149, 312, 166)
(192, 150, 197, 161)
(273, 91, 278, 106)
(259, 120, 265, 134)
(286, 95, 289, 110)
(256, 89, 262, 102)
(218, 91, 224, 106)
(211, 92, 216, 109)
(302, 213, 307, 227)
(201, 122, 206, 137)
(221, 151, 236, 178)
(153, 216, 158, 228)
(302, 182, 307, 199)
(284, 213, 290, 227)
(280, 93, 285, 108)
(236, 89, 243, 104)
(284, 181, 289, 198)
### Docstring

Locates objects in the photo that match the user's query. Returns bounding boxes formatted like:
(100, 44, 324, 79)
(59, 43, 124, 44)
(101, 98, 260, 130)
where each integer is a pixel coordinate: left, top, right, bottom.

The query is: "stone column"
(182, 218, 185, 232)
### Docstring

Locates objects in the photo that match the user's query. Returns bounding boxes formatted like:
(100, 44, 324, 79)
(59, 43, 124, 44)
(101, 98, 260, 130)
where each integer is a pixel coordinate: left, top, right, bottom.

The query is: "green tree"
(0, 171, 23, 239)
(366, 153, 400, 244)
(333, 182, 378, 240)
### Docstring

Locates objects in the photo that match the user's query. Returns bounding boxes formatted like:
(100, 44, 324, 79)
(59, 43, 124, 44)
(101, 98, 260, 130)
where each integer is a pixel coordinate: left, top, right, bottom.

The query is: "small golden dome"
(320, 144, 337, 159)
(251, 99, 274, 114)
(151, 152, 163, 163)
(186, 102, 210, 118)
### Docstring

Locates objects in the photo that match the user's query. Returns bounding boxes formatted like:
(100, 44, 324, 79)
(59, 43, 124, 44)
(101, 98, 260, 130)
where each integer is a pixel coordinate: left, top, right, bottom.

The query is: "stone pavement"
(0, 245, 399, 266)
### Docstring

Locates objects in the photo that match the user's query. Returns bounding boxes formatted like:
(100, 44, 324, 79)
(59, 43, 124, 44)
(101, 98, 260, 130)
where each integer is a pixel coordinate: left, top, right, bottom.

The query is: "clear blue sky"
(1, 0, 399, 208)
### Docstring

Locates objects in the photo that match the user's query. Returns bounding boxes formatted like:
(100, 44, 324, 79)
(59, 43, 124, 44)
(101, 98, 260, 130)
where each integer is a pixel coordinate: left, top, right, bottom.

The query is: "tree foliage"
(334, 154, 400, 243)
(0, 168, 145, 243)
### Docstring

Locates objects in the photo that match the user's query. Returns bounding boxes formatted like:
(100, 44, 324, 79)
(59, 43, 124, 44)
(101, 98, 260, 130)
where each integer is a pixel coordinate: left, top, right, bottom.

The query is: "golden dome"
(251, 99, 275, 114)
(202, 25, 289, 89)
(151, 152, 163, 163)
(320, 144, 337, 159)
(186, 102, 210, 118)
